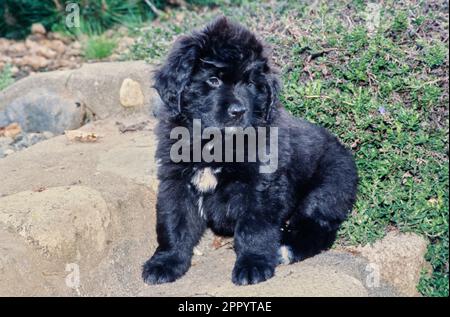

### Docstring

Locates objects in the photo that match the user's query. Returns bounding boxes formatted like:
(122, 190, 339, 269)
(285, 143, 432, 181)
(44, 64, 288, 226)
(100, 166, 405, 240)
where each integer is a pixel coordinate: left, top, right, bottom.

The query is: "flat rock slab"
(0, 115, 399, 296)
(138, 243, 397, 297)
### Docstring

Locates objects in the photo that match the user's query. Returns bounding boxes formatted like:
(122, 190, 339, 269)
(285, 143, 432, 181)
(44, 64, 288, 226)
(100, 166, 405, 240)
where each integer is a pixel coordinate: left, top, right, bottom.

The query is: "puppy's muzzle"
(228, 104, 247, 119)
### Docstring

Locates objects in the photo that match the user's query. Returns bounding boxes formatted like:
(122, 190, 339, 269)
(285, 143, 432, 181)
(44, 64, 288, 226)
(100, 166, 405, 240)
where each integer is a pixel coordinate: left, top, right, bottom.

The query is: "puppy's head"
(154, 16, 280, 128)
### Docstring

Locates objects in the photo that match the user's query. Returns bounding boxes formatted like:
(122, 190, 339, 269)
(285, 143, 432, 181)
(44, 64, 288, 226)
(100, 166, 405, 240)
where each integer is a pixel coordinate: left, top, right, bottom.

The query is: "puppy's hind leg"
(279, 216, 339, 264)
(280, 145, 357, 264)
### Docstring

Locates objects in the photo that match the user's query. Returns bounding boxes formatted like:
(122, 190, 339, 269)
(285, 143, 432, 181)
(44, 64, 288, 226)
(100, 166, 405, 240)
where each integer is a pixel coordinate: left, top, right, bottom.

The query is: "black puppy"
(142, 16, 358, 285)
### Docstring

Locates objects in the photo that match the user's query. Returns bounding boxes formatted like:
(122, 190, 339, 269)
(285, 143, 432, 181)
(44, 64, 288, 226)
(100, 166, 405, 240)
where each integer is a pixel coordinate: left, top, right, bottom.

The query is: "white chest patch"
(197, 196, 205, 219)
(191, 167, 219, 193)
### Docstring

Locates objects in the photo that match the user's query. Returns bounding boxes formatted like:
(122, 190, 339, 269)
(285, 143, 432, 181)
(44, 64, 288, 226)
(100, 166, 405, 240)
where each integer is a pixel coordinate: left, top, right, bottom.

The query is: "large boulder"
(3, 88, 85, 133)
(356, 231, 430, 296)
(0, 61, 158, 121)
(0, 186, 110, 262)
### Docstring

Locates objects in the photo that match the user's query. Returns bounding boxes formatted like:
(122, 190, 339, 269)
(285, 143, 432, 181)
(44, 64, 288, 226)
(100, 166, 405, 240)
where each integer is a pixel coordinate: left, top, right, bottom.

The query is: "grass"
(0, 64, 14, 91)
(128, 0, 449, 296)
(84, 36, 117, 60)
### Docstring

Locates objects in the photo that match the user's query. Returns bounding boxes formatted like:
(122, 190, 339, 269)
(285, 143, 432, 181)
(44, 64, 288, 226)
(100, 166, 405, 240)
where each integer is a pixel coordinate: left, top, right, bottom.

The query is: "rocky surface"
(0, 61, 157, 158)
(0, 115, 401, 297)
(0, 23, 135, 79)
(0, 24, 82, 78)
(0, 63, 428, 296)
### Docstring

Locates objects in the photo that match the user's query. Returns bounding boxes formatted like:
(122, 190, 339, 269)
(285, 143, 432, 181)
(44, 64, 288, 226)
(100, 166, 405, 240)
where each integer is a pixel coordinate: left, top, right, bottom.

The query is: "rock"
(52, 59, 76, 69)
(97, 134, 157, 186)
(9, 42, 26, 54)
(0, 186, 110, 261)
(0, 55, 12, 64)
(12, 132, 47, 150)
(36, 46, 57, 59)
(0, 31, 79, 78)
(48, 40, 66, 54)
(0, 62, 157, 119)
(137, 247, 399, 297)
(17, 55, 49, 70)
(0, 136, 14, 147)
(117, 37, 135, 52)
(25, 38, 39, 51)
(10, 65, 19, 75)
(31, 23, 46, 35)
(0, 122, 21, 138)
(356, 231, 430, 296)
(3, 88, 86, 134)
(0, 116, 402, 296)
(120, 78, 145, 107)
(71, 41, 82, 50)
(47, 32, 71, 44)
(0, 111, 9, 127)
(0, 224, 70, 296)
(42, 131, 54, 139)
(0, 116, 159, 296)
(0, 147, 14, 158)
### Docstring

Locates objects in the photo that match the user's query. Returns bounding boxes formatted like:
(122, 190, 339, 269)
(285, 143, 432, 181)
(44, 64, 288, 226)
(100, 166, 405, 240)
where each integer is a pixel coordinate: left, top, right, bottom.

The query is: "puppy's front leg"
(142, 179, 205, 284)
(232, 211, 281, 285)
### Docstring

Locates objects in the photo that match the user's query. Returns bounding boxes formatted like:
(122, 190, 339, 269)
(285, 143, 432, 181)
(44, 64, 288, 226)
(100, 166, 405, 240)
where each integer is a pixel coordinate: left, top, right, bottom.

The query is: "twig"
(144, 0, 164, 17)
(305, 95, 354, 106)
(308, 47, 339, 61)
(53, 0, 62, 11)
(413, 77, 448, 89)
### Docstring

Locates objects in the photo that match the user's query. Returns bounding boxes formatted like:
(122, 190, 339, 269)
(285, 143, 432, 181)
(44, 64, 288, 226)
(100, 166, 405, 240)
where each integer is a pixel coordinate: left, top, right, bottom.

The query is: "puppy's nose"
(228, 104, 246, 118)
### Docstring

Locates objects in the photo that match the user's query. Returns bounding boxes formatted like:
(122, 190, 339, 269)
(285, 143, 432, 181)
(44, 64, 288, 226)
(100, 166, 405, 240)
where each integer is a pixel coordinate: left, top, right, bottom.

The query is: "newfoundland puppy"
(142, 16, 358, 285)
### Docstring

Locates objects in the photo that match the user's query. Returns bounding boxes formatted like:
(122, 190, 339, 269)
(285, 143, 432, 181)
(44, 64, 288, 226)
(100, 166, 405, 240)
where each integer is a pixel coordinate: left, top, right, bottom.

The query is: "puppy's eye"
(206, 77, 222, 88)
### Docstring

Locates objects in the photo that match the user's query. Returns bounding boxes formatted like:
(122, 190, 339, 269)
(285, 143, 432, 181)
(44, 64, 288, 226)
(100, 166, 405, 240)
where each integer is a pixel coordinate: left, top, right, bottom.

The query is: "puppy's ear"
(153, 36, 198, 117)
(265, 73, 281, 122)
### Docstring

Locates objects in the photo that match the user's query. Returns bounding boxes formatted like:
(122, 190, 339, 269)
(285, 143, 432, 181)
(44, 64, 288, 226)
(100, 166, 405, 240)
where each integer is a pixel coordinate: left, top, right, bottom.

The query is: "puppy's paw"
(142, 253, 190, 285)
(232, 256, 275, 286)
(277, 245, 294, 265)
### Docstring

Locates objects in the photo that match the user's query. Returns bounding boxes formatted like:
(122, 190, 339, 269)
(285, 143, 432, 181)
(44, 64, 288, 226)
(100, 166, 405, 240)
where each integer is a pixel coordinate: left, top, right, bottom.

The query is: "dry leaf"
(212, 236, 232, 250)
(428, 197, 438, 206)
(116, 120, 151, 133)
(402, 171, 412, 184)
(65, 130, 99, 142)
(212, 237, 223, 249)
(0, 122, 22, 138)
(350, 139, 360, 149)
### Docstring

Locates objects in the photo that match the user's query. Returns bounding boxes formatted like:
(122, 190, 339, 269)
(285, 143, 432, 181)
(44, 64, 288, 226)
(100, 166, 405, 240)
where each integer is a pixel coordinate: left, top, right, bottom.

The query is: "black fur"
(142, 16, 358, 285)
